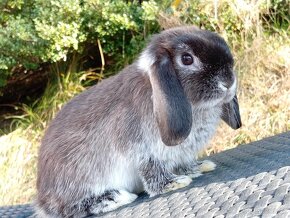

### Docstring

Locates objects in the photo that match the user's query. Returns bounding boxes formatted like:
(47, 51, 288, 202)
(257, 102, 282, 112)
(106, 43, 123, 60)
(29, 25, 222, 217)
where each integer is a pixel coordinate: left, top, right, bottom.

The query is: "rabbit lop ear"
(148, 52, 192, 146)
(221, 95, 242, 129)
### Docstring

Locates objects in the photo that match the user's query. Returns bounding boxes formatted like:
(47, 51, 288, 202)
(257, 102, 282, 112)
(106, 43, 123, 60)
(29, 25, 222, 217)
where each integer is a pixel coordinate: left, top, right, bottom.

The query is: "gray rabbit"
(35, 26, 241, 217)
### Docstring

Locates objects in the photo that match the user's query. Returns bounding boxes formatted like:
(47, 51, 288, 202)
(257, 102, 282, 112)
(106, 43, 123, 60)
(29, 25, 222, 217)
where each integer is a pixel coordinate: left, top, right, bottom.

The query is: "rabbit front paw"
(176, 160, 216, 178)
(163, 175, 192, 193)
(198, 160, 216, 172)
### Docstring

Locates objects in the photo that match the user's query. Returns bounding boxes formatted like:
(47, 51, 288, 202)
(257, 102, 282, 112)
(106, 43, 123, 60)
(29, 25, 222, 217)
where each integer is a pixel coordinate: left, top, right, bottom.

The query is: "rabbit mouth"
(220, 79, 237, 103)
(223, 91, 235, 103)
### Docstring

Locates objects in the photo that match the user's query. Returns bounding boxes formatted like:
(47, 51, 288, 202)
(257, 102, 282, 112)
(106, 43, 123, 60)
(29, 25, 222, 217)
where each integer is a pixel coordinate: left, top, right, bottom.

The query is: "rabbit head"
(137, 26, 241, 146)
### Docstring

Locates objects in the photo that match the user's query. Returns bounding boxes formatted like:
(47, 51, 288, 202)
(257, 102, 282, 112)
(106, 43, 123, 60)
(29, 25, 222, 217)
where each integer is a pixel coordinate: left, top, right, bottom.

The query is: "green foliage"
(262, 0, 289, 31)
(0, 0, 160, 89)
(33, 0, 85, 61)
(80, 0, 159, 69)
(0, 0, 288, 90)
(163, 0, 289, 49)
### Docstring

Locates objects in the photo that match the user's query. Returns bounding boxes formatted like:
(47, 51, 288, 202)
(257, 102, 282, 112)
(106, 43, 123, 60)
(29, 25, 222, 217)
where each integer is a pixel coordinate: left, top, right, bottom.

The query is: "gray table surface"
(1, 131, 290, 218)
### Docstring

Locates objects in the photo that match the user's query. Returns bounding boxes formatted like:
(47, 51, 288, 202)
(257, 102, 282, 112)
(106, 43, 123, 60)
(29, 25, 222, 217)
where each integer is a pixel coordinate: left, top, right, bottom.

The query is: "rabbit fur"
(35, 26, 241, 217)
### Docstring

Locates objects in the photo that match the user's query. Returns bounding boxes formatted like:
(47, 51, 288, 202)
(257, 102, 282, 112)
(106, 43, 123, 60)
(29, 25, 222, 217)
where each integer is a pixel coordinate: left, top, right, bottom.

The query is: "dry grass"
(0, 129, 39, 205)
(0, 0, 289, 206)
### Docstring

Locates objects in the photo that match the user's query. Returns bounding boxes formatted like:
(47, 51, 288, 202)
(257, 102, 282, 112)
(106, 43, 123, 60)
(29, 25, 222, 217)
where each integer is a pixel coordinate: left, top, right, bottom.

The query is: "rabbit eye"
(181, 53, 193, 65)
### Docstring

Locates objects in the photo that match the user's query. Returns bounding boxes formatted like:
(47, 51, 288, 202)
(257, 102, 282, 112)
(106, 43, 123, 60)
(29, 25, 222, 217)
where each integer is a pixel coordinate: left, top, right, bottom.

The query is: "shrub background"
(0, 0, 289, 205)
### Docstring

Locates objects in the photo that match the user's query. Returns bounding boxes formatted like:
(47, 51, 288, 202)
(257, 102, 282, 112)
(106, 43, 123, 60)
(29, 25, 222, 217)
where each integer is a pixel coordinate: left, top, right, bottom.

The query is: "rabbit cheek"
(181, 79, 218, 108)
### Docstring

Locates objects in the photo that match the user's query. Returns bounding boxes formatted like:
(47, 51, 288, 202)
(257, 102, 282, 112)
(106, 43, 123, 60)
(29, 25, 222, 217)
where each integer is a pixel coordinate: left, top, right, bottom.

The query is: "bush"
(0, 0, 160, 89)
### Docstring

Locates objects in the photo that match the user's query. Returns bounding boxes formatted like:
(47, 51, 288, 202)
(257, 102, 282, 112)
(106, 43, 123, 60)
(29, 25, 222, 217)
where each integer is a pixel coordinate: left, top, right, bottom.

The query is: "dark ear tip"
(232, 122, 242, 130)
(221, 95, 242, 130)
(237, 121, 242, 129)
(160, 123, 192, 146)
(161, 135, 188, 146)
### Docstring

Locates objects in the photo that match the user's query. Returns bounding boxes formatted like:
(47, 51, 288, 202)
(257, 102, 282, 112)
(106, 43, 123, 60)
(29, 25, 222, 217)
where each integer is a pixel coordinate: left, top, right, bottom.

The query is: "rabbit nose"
(218, 82, 230, 91)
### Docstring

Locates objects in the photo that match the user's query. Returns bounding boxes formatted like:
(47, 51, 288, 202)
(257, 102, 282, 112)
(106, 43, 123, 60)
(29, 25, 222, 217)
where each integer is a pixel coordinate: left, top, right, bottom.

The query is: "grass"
(0, 129, 39, 205)
(0, 0, 289, 206)
(0, 62, 99, 205)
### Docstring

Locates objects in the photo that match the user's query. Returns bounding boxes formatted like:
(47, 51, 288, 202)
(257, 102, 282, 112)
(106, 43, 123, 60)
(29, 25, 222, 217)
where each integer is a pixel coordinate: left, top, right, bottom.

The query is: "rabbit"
(35, 26, 241, 218)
